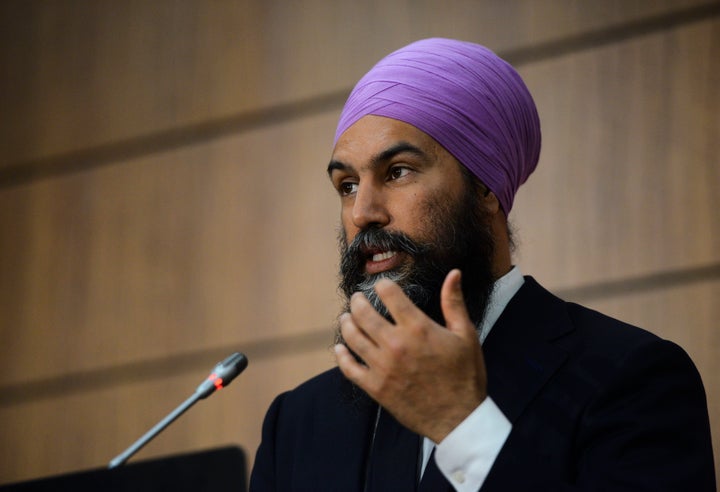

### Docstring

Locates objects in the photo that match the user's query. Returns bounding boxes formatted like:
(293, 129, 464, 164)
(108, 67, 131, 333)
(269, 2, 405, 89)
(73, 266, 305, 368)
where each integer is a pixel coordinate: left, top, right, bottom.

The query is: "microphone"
(108, 352, 248, 469)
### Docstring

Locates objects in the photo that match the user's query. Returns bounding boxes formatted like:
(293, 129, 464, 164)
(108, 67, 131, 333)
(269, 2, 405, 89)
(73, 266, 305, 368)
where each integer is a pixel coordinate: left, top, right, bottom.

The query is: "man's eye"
(339, 182, 358, 196)
(388, 166, 411, 180)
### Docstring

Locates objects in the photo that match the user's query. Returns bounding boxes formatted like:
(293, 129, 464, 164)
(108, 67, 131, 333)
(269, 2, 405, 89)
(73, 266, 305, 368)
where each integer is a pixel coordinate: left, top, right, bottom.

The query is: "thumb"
(440, 269, 474, 337)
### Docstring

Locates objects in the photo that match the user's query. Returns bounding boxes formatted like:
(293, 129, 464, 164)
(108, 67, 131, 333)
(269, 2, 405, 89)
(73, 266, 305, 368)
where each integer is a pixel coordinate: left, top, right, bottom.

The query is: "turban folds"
(334, 38, 541, 214)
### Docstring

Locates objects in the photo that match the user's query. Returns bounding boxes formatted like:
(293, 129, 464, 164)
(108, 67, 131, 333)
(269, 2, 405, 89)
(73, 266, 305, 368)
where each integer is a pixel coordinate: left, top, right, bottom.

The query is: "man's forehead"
(331, 115, 441, 163)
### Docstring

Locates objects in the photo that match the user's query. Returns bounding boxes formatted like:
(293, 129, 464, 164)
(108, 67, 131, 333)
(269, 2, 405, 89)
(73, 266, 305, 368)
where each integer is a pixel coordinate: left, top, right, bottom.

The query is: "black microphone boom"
(108, 352, 248, 469)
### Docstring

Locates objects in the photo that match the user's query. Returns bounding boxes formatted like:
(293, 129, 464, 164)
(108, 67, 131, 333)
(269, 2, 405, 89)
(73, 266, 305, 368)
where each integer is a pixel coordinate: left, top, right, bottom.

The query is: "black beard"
(336, 180, 496, 344)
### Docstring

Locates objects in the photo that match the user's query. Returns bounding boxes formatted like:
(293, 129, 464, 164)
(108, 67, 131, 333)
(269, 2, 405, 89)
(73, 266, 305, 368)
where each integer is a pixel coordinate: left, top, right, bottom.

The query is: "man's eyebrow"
(327, 160, 349, 177)
(326, 142, 428, 177)
(374, 142, 427, 164)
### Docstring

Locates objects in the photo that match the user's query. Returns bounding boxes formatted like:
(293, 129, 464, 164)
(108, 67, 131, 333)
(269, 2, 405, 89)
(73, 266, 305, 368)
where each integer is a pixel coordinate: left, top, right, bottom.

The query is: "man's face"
(328, 115, 495, 325)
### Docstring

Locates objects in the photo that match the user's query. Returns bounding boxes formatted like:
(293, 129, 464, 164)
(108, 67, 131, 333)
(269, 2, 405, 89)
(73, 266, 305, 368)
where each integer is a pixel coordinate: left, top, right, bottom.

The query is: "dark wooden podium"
(0, 446, 246, 492)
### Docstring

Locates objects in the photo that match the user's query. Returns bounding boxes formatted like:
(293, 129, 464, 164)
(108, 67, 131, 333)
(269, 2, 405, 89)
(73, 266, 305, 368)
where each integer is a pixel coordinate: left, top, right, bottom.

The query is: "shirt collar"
(478, 265, 524, 343)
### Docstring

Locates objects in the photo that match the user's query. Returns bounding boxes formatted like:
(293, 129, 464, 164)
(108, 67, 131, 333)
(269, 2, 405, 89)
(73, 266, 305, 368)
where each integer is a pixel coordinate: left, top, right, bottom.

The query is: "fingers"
(372, 277, 422, 325)
(356, 271, 473, 334)
(348, 292, 389, 343)
(336, 271, 487, 441)
(340, 270, 474, 364)
(334, 342, 369, 383)
(440, 269, 475, 338)
(338, 293, 388, 366)
(335, 312, 372, 388)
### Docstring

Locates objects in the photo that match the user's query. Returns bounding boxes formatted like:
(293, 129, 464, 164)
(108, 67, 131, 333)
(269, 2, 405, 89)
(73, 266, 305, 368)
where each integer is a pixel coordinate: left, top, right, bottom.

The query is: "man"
(249, 38, 715, 491)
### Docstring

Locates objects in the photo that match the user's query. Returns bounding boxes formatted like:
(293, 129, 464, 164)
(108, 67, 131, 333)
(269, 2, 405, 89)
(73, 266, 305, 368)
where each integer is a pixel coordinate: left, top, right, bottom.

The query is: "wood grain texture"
(512, 17, 720, 286)
(0, 0, 718, 485)
(0, 346, 335, 483)
(0, 111, 341, 385)
(1, 0, 715, 166)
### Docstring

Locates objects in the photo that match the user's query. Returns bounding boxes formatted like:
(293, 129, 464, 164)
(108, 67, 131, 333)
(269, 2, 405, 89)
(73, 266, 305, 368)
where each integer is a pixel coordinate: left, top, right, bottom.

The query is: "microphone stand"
(108, 352, 248, 469)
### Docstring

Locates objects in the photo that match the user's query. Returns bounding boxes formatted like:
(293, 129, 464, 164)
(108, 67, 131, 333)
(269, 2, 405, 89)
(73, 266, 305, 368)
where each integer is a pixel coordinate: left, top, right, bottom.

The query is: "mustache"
(338, 227, 432, 298)
(338, 227, 425, 299)
(341, 227, 427, 264)
(338, 226, 445, 317)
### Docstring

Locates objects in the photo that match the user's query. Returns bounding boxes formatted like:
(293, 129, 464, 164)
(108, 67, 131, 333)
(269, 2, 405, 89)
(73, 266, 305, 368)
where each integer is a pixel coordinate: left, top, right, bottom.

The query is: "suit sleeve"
(571, 340, 715, 491)
(485, 339, 716, 491)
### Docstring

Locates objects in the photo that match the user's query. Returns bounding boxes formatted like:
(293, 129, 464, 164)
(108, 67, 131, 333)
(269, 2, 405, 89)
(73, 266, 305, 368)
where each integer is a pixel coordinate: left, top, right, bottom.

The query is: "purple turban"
(334, 38, 541, 214)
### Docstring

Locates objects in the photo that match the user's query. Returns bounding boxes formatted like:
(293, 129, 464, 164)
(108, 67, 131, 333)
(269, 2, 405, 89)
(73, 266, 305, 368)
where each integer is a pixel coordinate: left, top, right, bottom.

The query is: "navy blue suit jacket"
(250, 277, 715, 491)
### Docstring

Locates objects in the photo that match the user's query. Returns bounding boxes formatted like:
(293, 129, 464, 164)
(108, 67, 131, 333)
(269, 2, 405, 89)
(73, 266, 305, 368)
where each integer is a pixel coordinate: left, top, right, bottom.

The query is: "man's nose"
(351, 183, 390, 230)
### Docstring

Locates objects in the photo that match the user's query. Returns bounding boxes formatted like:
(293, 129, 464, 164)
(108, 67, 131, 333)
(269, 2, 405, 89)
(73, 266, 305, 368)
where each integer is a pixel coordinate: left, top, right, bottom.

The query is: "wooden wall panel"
(513, 17, 720, 287)
(0, 111, 341, 385)
(0, 346, 335, 483)
(1, 0, 718, 485)
(0, 1, 714, 166)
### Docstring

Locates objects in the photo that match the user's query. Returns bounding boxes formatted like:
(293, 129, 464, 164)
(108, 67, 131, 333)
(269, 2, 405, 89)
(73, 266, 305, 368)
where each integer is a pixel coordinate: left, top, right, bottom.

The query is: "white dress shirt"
(421, 266, 524, 491)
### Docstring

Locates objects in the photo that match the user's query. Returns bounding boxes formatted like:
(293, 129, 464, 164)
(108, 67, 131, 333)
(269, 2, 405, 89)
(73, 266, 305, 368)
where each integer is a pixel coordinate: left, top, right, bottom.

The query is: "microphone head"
(196, 352, 249, 398)
(215, 352, 249, 382)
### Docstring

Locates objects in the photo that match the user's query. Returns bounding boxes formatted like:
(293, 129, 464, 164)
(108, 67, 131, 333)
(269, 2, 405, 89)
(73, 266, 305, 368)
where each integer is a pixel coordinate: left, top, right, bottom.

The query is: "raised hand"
(335, 269, 488, 443)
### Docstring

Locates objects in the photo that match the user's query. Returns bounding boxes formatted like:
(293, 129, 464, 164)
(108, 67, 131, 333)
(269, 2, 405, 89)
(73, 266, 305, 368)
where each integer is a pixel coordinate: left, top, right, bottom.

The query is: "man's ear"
(482, 189, 502, 217)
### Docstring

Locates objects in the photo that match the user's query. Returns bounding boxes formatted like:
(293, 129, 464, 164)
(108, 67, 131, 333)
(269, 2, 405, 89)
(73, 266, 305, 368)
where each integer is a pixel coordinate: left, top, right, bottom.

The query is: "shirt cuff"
(434, 396, 511, 491)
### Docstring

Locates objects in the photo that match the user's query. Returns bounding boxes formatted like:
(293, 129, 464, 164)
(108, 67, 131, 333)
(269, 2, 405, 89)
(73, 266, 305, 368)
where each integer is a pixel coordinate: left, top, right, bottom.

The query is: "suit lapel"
(483, 277, 573, 423)
(364, 407, 421, 491)
(310, 374, 378, 492)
